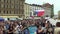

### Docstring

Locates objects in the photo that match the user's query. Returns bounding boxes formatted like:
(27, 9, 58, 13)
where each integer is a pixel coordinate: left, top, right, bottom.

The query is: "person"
(28, 21, 37, 34)
(13, 21, 19, 34)
(0, 26, 4, 34)
(36, 25, 44, 34)
(24, 28, 29, 34)
(18, 25, 24, 34)
(7, 24, 14, 34)
(47, 27, 53, 34)
(43, 21, 53, 34)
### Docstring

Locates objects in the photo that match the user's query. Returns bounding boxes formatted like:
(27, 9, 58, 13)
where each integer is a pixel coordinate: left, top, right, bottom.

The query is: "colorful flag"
(34, 10, 45, 16)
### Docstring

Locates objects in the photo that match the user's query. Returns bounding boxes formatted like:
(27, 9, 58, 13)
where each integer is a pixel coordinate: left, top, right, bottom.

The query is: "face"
(45, 23, 48, 27)
(19, 25, 23, 29)
(38, 26, 42, 30)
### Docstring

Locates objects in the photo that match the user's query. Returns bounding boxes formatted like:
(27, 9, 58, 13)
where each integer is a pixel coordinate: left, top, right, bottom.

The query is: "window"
(20, 2, 22, 5)
(5, 0, 8, 3)
(1, 0, 4, 2)
(3, 10, 6, 14)
(1, 4, 4, 8)
(4, 5, 7, 8)
(3, 11, 5, 14)
(8, 5, 10, 8)
(15, 5, 19, 9)
(11, 0, 14, 4)
(11, 10, 14, 14)
(19, 10, 24, 14)
(14, 10, 18, 14)
(9, 11, 11, 14)
(0, 11, 1, 14)
(11, 4, 14, 8)
(8, 0, 10, 3)
(20, 6, 23, 9)
(15, 0, 19, 4)
(7, 11, 8, 14)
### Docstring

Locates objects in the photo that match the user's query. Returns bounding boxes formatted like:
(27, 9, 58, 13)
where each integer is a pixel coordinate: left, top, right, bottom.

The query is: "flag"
(34, 10, 45, 16)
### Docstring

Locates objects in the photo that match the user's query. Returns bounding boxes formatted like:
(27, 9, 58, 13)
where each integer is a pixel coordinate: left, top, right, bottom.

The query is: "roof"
(24, 3, 42, 7)
(42, 3, 53, 8)
(24, 3, 53, 8)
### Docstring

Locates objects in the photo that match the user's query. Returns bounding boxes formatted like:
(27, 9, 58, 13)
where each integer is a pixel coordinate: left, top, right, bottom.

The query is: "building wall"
(0, 0, 25, 18)
(24, 3, 31, 18)
(30, 5, 43, 16)
(43, 7, 52, 17)
(24, 3, 43, 18)
(42, 3, 54, 17)
(58, 11, 60, 19)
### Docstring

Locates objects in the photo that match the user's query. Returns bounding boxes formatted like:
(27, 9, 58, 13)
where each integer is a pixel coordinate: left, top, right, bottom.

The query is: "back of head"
(56, 22, 60, 27)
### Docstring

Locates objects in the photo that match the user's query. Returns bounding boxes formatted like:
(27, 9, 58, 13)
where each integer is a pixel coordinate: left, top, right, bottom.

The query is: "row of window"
(0, 0, 23, 5)
(0, 10, 23, 14)
(0, 4, 23, 9)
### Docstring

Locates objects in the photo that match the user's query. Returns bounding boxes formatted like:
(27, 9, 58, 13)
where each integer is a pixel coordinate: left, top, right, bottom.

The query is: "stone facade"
(24, 3, 54, 18)
(0, 0, 25, 18)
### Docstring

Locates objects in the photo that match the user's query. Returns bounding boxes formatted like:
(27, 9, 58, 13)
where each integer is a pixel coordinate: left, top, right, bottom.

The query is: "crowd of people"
(0, 17, 55, 34)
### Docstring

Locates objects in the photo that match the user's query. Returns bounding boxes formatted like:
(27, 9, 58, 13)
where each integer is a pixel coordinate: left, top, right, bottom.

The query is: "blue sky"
(25, 0, 60, 15)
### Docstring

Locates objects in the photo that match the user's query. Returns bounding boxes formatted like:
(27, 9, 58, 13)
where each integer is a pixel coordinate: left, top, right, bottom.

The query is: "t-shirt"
(24, 28, 29, 34)
(28, 26, 37, 34)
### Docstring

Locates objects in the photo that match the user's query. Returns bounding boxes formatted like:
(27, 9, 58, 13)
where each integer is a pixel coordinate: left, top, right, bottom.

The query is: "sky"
(25, 0, 60, 15)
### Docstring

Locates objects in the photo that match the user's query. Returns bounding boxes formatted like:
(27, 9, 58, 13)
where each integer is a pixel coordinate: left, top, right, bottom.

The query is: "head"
(38, 25, 42, 30)
(45, 23, 49, 28)
(19, 25, 23, 29)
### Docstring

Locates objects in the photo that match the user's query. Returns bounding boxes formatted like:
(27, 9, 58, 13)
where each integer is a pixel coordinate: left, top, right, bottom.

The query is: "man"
(28, 21, 37, 34)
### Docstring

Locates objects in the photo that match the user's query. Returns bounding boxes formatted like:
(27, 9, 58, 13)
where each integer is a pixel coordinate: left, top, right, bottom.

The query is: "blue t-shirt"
(28, 26, 37, 34)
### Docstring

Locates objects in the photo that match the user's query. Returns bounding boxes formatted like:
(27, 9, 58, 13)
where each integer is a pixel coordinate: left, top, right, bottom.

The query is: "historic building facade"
(24, 3, 54, 18)
(0, 0, 25, 18)
(24, 3, 43, 18)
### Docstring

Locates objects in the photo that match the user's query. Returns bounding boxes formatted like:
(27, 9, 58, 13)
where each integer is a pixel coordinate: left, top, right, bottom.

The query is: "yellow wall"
(0, 16, 19, 18)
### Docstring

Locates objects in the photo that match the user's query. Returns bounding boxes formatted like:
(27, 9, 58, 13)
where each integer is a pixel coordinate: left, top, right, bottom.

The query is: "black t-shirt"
(36, 30, 44, 34)
(8, 25, 13, 34)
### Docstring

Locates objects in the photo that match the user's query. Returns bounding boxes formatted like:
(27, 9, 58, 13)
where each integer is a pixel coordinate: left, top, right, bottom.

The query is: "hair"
(56, 22, 60, 27)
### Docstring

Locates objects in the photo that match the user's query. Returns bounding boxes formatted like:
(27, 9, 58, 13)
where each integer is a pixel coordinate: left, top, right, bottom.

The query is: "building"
(24, 3, 43, 18)
(0, 0, 25, 18)
(58, 11, 60, 19)
(42, 3, 54, 18)
(24, 3, 54, 18)
(24, 3, 31, 18)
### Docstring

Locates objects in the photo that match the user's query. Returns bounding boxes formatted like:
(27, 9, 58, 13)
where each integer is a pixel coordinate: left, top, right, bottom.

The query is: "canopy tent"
(0, 17, 4, 21)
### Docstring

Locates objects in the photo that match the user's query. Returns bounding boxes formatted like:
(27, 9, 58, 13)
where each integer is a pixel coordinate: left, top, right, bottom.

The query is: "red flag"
(35, 10, 45, 16)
